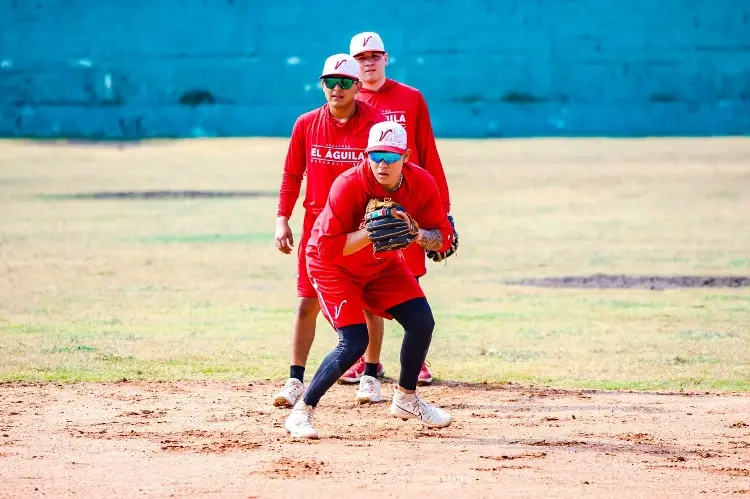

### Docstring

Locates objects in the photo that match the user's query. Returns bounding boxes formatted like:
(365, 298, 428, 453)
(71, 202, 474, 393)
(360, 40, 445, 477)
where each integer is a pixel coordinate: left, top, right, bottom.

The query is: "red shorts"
(296, 212, 318, 298)
(306, 252, 425, 330)
(402, 243, 427, 278)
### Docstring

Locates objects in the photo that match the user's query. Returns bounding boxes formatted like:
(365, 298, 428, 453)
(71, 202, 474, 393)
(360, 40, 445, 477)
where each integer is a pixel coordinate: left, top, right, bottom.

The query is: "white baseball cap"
(320, 53, 360, 80)
(350, 32, 386, 58)
(366, 121, 407, 154)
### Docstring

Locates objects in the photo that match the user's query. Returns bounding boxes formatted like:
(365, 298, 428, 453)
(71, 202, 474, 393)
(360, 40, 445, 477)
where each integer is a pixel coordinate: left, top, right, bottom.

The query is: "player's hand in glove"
(426, 214, 458, 263)
(364, 198, 420, 253)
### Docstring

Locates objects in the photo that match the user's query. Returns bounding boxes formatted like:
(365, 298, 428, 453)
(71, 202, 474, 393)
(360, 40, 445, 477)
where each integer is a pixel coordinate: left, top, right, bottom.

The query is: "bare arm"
(343, 228, 371, 256)
(393, 209, 445, 252)
(415, 228, 443, 251)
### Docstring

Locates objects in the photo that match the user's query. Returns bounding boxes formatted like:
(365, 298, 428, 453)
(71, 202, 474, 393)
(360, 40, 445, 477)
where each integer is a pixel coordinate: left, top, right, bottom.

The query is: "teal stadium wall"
(1, 0, 749, 139)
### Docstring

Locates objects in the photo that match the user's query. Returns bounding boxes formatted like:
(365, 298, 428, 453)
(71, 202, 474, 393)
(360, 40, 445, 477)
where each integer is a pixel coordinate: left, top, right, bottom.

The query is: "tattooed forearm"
(417, 229, 444, 251)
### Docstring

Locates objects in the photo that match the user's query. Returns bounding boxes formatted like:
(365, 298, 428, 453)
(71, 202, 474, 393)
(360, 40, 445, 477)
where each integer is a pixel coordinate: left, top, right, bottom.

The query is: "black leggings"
(303, 297, 434, 407)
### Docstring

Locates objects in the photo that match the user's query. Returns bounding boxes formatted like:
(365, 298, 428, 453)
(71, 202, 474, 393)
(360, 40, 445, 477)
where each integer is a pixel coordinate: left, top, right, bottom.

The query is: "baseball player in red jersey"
(335, 31, 454, 387)
(284, 121, 454, 439)
(272, 54, 387, 408)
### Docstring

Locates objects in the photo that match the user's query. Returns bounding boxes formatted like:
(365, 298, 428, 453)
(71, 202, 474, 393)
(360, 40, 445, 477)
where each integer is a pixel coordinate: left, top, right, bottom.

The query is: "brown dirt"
(512, 274, 750, 289)
(0, 382, 748, 498)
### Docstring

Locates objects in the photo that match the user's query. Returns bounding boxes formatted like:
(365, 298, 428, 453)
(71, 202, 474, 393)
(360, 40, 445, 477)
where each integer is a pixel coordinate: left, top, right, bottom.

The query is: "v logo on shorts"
(333, 300, 347, 320)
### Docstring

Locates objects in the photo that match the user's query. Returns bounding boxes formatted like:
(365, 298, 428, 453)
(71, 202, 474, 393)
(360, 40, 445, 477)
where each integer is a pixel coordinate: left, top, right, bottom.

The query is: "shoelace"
(295, 409, 315, 428)
(415, 397, 443, 421)
(287, 379, 301, 389)
(396, 393, 441, 421)
(396, 394, 425, 419)
(361, 377, 376, 392)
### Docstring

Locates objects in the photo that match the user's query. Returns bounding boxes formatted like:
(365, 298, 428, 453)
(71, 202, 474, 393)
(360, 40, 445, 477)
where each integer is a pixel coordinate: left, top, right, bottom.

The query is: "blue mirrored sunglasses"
(368, 151, 403, 165)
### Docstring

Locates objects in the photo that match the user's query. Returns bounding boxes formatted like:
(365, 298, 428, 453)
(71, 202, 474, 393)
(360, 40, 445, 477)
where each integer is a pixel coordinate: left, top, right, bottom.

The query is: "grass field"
(1, 137, 749, 390)
(2, 138, 750, 498)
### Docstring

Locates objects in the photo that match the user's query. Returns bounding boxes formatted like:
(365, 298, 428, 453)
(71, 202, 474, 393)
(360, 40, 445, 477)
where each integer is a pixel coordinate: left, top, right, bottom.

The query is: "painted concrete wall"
(1, 0, 749, 138)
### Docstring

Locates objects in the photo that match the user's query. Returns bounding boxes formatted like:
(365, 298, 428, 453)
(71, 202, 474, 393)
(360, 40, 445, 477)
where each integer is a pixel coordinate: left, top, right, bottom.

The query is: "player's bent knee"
(336, 324, 369, 366)
(388, 297, 434, 337)
(410, 316, 435, 342)
(295, 297, 320, 320)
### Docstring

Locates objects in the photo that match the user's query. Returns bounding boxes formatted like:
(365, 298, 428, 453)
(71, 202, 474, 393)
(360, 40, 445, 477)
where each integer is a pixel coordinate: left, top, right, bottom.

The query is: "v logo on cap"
(366, 121, 407, 154)
(379, 129, 393, 141)
(321, 53, 360, 79)
(350, 32, 386, 57)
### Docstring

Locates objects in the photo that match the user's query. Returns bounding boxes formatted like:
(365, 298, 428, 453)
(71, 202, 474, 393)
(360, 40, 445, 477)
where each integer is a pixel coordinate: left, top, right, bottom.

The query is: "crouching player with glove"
(284, 121, 455, 439)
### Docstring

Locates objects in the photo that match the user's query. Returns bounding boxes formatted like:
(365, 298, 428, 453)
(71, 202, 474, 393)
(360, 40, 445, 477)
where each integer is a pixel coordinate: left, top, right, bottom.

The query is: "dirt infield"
(1, 382, 748, 498)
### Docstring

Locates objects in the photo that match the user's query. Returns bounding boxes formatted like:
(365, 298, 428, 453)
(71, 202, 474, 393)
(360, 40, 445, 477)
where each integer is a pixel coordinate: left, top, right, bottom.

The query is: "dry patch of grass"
(1, 138, 749, 389)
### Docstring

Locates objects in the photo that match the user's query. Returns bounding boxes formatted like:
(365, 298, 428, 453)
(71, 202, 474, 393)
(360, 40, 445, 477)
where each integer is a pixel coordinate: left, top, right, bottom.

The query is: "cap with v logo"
(320, 53, 360, 80)
(350, 32, 386, 57)
(366, 121, 407, 154)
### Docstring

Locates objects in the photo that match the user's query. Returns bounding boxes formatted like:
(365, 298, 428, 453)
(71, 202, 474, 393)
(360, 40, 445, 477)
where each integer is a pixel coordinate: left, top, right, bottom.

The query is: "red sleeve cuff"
(437, 224, 453, 253)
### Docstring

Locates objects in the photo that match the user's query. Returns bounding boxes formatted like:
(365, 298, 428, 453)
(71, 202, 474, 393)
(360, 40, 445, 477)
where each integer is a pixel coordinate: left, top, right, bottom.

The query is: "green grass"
(1, 137, 749, 390)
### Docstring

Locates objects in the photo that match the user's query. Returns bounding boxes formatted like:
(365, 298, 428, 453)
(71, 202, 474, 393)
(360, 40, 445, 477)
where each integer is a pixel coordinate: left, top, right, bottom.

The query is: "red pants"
(306, 251, 425, 330)
(296, 212, 318, 298)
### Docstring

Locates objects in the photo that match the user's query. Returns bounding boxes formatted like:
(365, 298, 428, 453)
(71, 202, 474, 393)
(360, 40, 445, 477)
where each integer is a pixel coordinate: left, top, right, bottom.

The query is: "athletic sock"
(364, 362, 379, 378)
(290, 365, 305, 383)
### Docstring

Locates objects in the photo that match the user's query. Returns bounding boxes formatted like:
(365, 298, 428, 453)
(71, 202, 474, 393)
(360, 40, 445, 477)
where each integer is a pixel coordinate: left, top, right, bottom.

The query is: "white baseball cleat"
(389, 388, 453, 428)
(284, 400, 319, 439)
(273, 378, 305, 408)
(355, 375, 382, 404)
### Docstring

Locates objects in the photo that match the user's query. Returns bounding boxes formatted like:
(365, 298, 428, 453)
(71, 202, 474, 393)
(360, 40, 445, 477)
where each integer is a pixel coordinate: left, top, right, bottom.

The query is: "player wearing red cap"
(337, 31, 455, 389)
(284, 121, 454, 439)
(272, 54, 386, 408)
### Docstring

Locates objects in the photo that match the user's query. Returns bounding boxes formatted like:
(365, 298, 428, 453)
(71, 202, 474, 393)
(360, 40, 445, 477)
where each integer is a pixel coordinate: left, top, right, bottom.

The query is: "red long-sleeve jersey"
(277, 102, 386, 219)
(306, 159, 453, 278)
(356, 79, 451, 213)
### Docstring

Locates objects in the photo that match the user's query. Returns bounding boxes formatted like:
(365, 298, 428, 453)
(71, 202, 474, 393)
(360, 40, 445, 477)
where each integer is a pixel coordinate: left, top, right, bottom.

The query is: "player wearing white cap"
(337, 31, 456, 393)
(272, 54, 386, 408)
(284, 121, 454, 439)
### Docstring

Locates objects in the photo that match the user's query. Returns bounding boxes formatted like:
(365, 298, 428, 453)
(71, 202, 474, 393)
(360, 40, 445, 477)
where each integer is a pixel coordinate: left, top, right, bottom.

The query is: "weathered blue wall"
(1, 0, 749, 138)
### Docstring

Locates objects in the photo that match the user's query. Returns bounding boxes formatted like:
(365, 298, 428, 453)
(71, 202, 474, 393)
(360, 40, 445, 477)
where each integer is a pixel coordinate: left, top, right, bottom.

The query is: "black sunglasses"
(322, 77, 356, 90)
